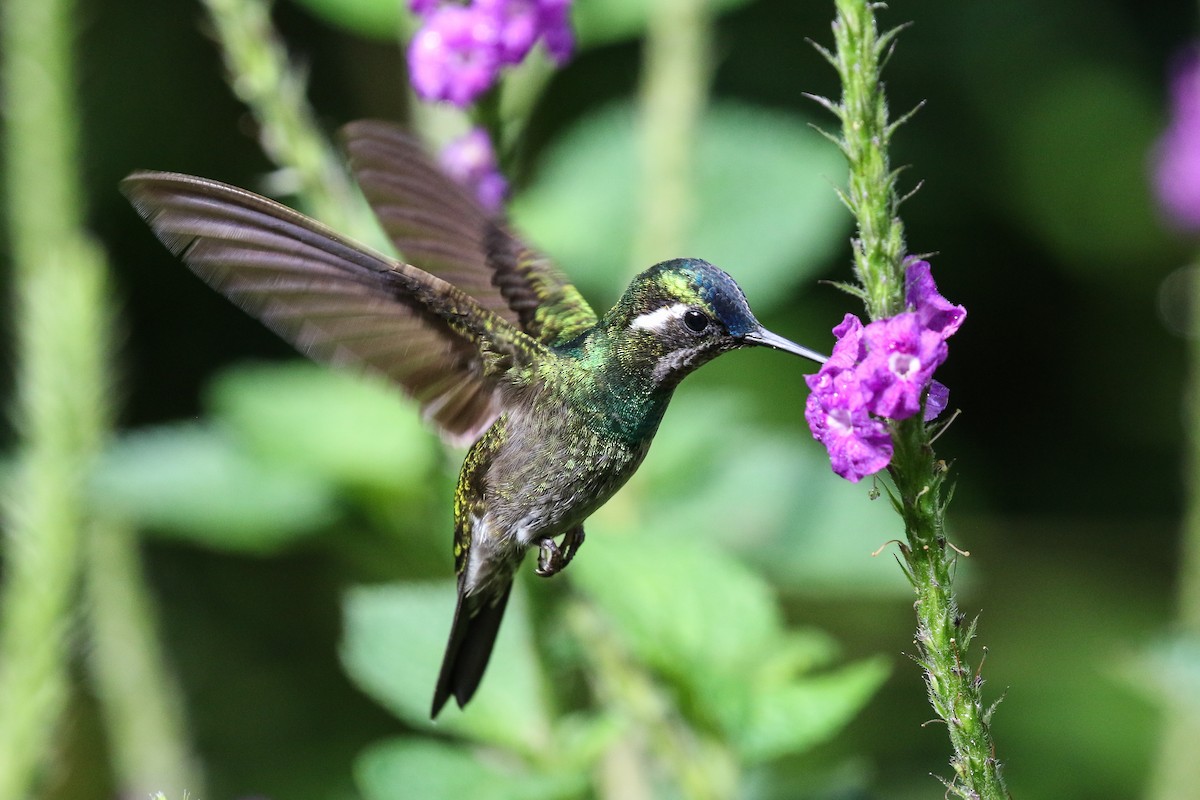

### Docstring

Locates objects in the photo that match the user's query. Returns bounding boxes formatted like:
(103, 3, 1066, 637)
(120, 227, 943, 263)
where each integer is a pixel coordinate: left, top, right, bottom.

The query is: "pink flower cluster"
(439, 128, 508, 212)
(1153, 45, 1200, 232)
(805, 261, 965, 482)
(408, 0, 574, 107)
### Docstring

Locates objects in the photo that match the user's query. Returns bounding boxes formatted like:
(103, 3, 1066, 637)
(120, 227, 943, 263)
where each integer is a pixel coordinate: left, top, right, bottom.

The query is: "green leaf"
(340, 581, 553, 753)
(762, 448, 914, 596)
(207, 362, 438, 493)
(734, 655, 889, 762)
(356, 738, 585, 800)
(1129, 634, 1200, 711)
(689, 105, 848, 299)
(91, 425, 336, 552)
(286, 0, 416, 41)
(573, 0, 753, 47)
(603, 392, 910, 596)
(567, 534, 782, 690)
(510, 102, 847, 304)
(569, 534, 886, 758)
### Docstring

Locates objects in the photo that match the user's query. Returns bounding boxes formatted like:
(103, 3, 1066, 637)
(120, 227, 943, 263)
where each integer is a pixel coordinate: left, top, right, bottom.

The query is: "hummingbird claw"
(535, 525, 586, 577)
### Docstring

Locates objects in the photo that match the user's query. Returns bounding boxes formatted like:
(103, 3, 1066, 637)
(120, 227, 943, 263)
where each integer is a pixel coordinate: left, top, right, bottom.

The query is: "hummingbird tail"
(431, 583, 512, 718)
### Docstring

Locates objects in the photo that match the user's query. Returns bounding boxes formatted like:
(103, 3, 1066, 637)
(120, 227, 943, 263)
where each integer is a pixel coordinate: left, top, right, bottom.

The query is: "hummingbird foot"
(535, 525, 586, 577)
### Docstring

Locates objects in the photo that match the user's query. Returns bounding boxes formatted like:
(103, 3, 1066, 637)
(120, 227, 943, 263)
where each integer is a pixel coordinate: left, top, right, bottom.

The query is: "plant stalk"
(631, 0, 712, 272)
(0, 0, 113, 794)
(569, 602, 736, 800)
(824, 1, 1010, 796)
(83, 521, 204, 796)
(825, 0, 908, 320)
(201, 0, 376, 242)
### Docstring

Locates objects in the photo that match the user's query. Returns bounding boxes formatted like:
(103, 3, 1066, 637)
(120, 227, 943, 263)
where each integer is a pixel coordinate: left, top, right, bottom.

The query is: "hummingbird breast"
(493, 397, 654, 539)
(457, 377, 669, 595)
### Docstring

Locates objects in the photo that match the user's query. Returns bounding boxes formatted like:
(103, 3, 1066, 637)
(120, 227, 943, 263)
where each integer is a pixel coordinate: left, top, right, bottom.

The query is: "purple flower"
(408, 5, 502, 106)
(805, 369, 894, 483)
(902, 259, 962, 422)
(409, 0, 445, 15)
(905, 259, 965, 339)
(1153, 46, 1200, 231)
(408, 1, 575, 107)
(440, 128, 508, 212)
(532, 0, 574, 63)
(826, 313, 866, 371)
(481, 0, 540, 63)
(924, 380, 949, 422)
(805, 261, 965, 480)
(860, 312, 947, 419)
(478, 0, 572, 64)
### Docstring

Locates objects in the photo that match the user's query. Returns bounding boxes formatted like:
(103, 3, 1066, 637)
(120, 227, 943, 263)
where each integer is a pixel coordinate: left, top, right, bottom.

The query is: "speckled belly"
(486, 405, 651, 545)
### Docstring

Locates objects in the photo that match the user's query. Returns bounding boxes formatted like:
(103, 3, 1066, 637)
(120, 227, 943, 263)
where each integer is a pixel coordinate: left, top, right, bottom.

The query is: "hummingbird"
(121, 120, 826, 719)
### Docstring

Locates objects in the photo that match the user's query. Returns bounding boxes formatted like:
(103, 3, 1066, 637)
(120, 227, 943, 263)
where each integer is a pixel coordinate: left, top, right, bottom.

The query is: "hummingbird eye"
(682, 309, 710, 334)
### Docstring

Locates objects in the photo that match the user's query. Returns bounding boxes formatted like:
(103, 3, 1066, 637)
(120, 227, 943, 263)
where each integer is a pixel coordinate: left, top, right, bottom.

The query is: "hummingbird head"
(605, 258, 826, 386)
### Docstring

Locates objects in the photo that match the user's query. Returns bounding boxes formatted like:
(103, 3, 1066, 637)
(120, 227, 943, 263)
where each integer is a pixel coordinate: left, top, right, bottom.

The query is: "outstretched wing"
(341, 120, 598, 346)
(122, 171, 549, 445)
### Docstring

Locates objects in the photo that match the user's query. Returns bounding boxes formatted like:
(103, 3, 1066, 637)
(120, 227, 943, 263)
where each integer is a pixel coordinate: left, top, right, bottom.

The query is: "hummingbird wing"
(341, 120, 599, 347)
(122, 171, 549, 446)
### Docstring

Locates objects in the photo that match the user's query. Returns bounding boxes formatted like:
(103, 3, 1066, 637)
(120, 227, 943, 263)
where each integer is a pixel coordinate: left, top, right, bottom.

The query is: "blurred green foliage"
(1, 0, 1197, 798)
(94, 422, 339, 551)
(510, 101, 846, 298)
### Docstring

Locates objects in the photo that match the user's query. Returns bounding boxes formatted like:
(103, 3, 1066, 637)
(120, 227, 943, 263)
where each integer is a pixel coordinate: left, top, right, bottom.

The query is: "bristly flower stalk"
(813, 1, 1011, 797)
(202, 0, 368, 239)
(811, 0, 911, 322)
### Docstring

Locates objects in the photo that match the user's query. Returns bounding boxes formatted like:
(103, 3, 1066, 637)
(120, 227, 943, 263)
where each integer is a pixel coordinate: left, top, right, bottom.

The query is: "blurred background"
(2, 0, 1198, 798)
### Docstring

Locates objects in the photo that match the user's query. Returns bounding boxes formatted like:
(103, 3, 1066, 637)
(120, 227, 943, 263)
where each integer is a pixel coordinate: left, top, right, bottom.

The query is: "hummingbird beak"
(742, 326, 827, 364)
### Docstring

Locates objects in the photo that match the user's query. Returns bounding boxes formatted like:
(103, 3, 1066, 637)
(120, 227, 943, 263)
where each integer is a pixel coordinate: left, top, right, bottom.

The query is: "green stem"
(598, 10, 725, 788)
(824, 0, 908, 320)
(201, 0, 374, 241)
(568, 603, 736, 800)
(823, 2, 1010, 797)
(631, 0, 712, 271)
(0, 0, 114, 794)
(496, 49, 558, 154)
(474, 88, 506, 155)
(890, 417, 1008, 798)
(83, 520, 204, 796)
(1146, 249, 1200, 800)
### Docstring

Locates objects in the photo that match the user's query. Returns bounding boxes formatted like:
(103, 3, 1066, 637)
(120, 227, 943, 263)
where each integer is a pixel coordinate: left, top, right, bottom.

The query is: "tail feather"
(431, 583, 512, 718)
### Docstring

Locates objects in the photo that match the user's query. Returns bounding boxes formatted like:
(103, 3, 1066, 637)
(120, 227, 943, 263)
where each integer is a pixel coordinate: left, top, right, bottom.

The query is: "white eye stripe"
(630, 302, 691, 332)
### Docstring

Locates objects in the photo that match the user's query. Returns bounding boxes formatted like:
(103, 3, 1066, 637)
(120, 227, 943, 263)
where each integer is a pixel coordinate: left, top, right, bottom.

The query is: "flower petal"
(805, 370, 893, 482)
(439, 128, 509, 212)
(904, 259, 965, 339)
(924, 380, 949, 422)
(1153, 46, 1200, 231)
